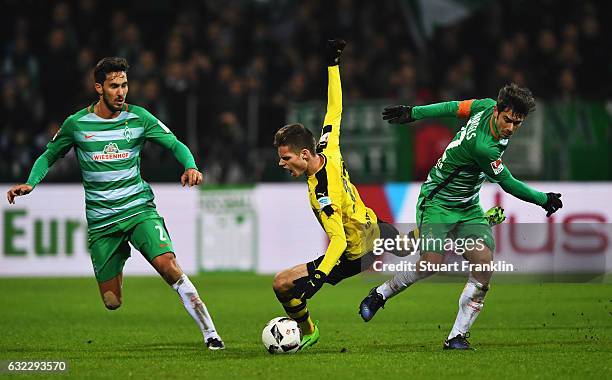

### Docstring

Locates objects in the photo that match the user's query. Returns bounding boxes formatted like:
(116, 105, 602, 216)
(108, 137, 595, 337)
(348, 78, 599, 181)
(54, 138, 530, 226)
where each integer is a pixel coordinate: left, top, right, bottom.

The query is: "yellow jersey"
(307, 66, 379, 275)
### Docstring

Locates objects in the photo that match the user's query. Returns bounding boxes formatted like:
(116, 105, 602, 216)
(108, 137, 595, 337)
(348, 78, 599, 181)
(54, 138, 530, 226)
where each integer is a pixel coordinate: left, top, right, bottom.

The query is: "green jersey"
(26, 103, 197, 230)
(413, 98, 547, 207)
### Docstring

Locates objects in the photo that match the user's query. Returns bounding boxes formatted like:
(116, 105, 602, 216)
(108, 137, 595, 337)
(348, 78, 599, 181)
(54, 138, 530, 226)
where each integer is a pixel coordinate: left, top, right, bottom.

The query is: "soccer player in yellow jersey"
(272, 40, 400, 350)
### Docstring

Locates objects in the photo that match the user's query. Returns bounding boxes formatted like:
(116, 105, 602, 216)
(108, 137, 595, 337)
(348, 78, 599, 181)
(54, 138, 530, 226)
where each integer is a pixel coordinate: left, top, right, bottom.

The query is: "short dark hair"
(497, 83, 536, 116)
(273, 123, 316, 155)
(94, 57, 129, 85)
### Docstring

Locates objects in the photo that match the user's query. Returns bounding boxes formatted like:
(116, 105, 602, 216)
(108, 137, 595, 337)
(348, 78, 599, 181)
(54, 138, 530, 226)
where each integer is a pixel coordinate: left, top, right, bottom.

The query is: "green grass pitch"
(1, 273, 611, 378)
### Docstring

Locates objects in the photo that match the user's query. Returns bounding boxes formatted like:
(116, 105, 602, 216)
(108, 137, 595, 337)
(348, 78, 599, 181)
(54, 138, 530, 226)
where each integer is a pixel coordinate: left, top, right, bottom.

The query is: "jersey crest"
(490, 158, 504, 175)
(123, 124, 132, 142)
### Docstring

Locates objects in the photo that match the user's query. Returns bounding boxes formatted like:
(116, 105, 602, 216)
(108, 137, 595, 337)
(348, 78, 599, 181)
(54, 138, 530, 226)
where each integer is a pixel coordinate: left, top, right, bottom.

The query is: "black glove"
(326, 39, 347, 66)
(542, 192, 563, 217)
(382, 105, 414, 124)
(291, 270, 326, 300)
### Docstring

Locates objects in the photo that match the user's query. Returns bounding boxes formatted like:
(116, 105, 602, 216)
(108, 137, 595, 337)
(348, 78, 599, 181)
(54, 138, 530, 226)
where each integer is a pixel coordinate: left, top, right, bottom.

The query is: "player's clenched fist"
(6, 184, 33, 204)
(181, 168, 203, 187)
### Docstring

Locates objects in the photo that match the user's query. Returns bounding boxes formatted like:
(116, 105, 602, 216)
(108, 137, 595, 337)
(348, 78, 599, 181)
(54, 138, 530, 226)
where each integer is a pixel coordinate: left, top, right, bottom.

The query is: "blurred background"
(1, 4, 610, 369)
(1, 0, 610, 185)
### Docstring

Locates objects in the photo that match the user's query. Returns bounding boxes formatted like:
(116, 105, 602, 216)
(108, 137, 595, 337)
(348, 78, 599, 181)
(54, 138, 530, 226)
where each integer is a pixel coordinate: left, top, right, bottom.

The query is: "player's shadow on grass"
(125, 343, 270, 358)
(478, 339, 602, 348)
(1, 343, 267, 359)
(123, 342, 206, 351)
(360, 343, 439, 353)
(335, 338, 602, 353)
(478, 325, 612, 331)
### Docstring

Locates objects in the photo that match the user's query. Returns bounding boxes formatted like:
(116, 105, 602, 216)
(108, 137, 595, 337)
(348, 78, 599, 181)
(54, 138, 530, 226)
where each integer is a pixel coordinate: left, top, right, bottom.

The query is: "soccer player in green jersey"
(359, 84, 563, 350)
(6, 57, 225, 350)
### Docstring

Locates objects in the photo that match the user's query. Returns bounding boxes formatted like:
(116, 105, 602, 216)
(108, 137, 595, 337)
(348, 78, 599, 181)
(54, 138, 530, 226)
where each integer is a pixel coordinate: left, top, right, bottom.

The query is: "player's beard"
(102, 91, 123, 113)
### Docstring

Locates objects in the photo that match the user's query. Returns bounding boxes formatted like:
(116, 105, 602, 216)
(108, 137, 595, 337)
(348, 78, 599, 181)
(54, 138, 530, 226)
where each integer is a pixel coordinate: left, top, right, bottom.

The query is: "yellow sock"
(281, 298, 314, 334)
(298, 318, 315, 335)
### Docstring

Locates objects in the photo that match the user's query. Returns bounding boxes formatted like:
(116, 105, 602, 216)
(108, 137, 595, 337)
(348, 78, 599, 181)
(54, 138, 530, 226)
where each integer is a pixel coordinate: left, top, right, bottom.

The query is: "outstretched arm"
(497, 169, 547, 205)
(496, 169, 562, 216)
(7, 120, 74, 203)
(383, 98, 497, 124)
(475, 148, 562, 216)
(317, 39, 346, 154)
(9, 151, 57, 203)
(317, 39, 349, 270)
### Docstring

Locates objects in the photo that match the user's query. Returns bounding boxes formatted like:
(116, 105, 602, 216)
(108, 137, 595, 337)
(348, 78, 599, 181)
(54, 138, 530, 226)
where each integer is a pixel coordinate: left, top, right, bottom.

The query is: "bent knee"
(272, 272, 292, 293)
(103, 291, 122, 310)
(153, 254, 181, 280)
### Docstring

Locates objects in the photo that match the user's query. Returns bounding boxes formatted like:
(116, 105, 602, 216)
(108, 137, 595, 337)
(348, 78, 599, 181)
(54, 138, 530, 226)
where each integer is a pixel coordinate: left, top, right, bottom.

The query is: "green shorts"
(416, 196, 495, 255)
(88, 211, 175, 282)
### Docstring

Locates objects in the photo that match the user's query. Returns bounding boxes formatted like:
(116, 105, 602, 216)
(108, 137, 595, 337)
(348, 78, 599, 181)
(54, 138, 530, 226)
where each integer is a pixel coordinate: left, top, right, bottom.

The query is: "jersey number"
(154, 225, 167, 241)
(436, 126, 466, 169)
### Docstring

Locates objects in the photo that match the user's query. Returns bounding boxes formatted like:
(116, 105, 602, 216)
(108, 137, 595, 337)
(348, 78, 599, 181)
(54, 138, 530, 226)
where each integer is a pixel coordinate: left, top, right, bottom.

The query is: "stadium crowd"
(1, 0, 609, 183)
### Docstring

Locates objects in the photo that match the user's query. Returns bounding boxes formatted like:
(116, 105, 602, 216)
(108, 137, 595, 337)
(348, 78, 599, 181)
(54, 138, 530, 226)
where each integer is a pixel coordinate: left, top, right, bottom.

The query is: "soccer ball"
(261, 317, 301, 354)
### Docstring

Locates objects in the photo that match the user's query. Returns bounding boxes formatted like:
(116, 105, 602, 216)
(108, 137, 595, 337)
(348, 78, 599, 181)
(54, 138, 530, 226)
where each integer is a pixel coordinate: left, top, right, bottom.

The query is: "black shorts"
(306, 221, 399, 285)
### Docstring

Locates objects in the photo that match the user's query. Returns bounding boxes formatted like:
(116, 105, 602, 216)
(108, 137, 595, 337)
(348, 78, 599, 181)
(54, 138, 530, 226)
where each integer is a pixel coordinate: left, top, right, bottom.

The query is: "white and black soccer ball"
(262, 317, 301, 354)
